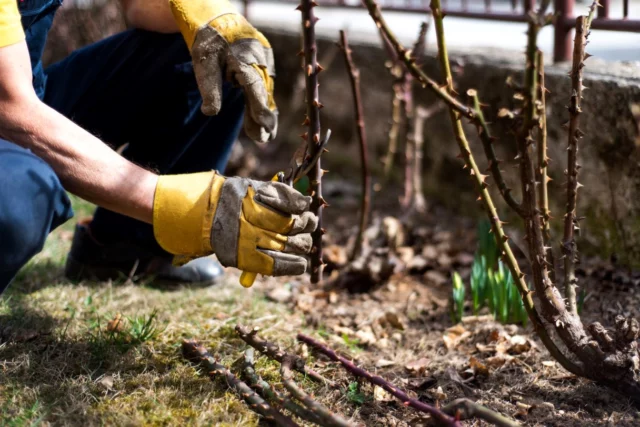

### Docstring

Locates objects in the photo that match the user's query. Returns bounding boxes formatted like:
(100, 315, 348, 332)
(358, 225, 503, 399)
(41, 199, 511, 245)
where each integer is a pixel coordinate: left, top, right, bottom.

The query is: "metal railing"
(244, 0, 640, 62)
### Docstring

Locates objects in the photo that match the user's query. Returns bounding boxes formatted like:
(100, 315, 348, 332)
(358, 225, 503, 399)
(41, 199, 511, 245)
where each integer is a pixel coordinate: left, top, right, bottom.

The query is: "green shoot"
(450, 272, 466, 323)
(346, 382, 370, 406)
(450, 220, 529, 326)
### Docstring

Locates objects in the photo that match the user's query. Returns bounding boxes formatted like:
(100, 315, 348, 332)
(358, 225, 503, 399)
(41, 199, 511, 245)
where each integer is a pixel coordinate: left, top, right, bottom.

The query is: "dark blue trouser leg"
(44, 29, 245, 255)
(0, 140, 73, 292)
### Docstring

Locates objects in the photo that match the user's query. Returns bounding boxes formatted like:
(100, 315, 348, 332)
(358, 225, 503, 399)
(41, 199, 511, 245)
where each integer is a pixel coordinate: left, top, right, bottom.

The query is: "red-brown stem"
(297, 334, 462, 427)
(235, 325, 336, 388)
(298, 0, 325, 283)
(563, 16, 588, 316)
(339, 30, 371, 261)
(182, 340, 299, 427)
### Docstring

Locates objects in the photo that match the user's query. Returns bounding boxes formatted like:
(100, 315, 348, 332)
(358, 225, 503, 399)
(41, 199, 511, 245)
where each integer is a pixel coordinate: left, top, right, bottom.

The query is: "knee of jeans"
(0, 149, 73, 270)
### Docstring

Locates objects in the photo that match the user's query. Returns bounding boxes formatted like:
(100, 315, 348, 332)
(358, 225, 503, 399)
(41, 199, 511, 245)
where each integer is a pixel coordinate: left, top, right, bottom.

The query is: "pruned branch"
(182, 339, 299, 427)
(298, 0, 326, 283)
(242, 348, 321, 424)
(442, 399, 520, 427)
(280, 356, 355, 427)
(235, 324, 336, 388)
(339, 30, 371, 261)
(297, 334, 462, 427)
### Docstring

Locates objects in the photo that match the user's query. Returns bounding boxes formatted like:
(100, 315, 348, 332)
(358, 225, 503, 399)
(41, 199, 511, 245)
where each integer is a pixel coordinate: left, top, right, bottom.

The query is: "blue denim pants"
(0, 0, 244, 292)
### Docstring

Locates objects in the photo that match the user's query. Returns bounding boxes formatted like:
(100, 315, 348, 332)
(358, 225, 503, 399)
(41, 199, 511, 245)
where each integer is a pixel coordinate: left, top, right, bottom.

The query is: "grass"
(0, 195, 322, 426)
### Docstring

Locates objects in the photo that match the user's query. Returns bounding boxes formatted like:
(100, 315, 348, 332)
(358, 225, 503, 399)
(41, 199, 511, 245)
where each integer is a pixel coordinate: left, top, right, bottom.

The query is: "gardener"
(0, 0, 317, 292)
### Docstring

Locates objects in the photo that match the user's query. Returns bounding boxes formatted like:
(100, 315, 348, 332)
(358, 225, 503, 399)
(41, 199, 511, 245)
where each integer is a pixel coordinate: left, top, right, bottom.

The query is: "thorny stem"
(242, 348, 321, 424)
(280, 356, 355, 427)
(363, 0, 474, 119)
(427, 0, 584, 376)
(339, 30, 371, 261)
(442, 399, 520, 427)
(298, 0, 325, 283)
(563, 14, 592, 315)
(367, 0, 524, 216)
(182, 340, 299, 427)
(536, 50, 555, 283)
(235, 324, 337, 388)
(468, 93, 525, 216)
(297, 334, 462, 427)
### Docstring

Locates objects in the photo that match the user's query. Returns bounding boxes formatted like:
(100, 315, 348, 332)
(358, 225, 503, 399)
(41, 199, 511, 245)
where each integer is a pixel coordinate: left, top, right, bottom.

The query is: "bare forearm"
(121, 0, 179, 33)
(0, 97, 157, 224)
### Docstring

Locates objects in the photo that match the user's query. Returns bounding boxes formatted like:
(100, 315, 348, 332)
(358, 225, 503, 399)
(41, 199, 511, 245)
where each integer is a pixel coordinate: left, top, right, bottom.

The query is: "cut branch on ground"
(241, 348, 322, 424)
(298, 333, 462, 427)
(235, 324, 336, 387)
(442, 399, 520, 427)
(182, 339, 299, 427)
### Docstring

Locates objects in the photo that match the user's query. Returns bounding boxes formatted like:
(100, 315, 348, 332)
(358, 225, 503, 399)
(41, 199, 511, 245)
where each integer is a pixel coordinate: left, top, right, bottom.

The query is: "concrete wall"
(260, 26, 640, 267)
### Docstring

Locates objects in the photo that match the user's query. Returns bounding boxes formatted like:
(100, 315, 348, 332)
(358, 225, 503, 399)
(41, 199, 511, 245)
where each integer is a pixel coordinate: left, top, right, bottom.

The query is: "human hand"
(170, 0, 278, 143)
(153, 172, 317, 278)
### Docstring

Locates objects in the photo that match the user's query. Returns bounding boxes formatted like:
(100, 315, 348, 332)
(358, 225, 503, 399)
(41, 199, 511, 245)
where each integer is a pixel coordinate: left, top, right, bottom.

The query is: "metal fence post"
(553, 0, 574, 62)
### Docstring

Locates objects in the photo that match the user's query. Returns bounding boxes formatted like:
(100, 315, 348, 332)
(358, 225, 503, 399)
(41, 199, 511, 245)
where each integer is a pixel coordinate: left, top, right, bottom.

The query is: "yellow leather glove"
(169, 0, 277, 143)
(152, 171, 317, 277)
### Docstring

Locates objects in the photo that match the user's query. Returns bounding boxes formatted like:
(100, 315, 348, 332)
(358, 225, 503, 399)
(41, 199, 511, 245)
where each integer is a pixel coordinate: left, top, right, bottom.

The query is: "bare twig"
(442, 399, 520, 427)
(242, 348, 321, 424)
(281, 356, 355, 427)
(297, 334, 462, 426)
(182, 339, 299, 427)
(339, 30, 371, 261)
(235, 325, 336, 387)
(298, 0, 327, 283)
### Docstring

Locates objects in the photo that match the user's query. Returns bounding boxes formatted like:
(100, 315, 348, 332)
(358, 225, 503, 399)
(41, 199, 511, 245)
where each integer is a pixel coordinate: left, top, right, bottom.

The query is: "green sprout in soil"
(451, 221, 528, 326)
(346, 382, 370, 406)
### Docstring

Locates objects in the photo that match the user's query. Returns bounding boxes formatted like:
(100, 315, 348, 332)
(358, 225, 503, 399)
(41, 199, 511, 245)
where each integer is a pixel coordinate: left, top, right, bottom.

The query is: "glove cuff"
(153, 171, 225, 257)
(169, 0, 238, 48)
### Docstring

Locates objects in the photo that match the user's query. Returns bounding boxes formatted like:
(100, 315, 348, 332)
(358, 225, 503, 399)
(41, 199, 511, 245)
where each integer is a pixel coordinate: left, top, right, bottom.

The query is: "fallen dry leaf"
(486, 354, 512, 368)
(376, 359, 396, 368)
(266, 287, 293, 304)
(469, 356, 490, 377)
(396, 246, 415, 265)
(355, 328, 377, 346)
(509, 335, 534, 354)
(97, 375, 114, 390)
(542, 360, 556, 368)
(107, 313, 125, 333)
(384, 312, 405, 330)
(405, 357, 430, 374)
(443, 324, 471, 350)
(373, 385, 394, 402)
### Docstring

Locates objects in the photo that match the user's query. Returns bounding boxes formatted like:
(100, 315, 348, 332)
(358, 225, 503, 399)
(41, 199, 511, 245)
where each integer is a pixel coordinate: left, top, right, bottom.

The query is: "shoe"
(64, 219, 224, 286)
